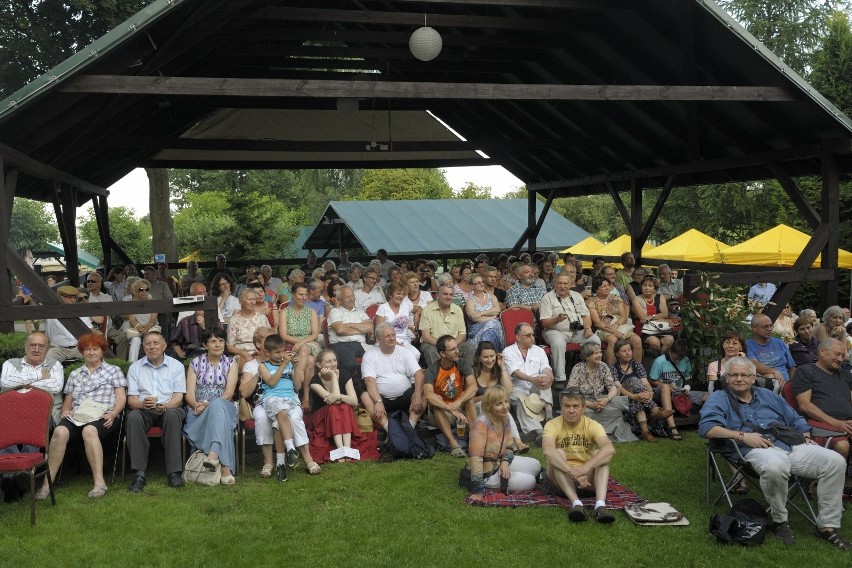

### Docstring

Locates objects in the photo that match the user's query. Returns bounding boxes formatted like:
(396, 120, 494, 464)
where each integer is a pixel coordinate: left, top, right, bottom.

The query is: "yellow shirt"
(543, 415, 605, 467)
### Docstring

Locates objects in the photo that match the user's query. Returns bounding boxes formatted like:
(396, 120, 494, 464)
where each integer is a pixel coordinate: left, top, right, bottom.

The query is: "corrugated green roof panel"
(305, 200, 589, 255)
(47, 242, 101, 269)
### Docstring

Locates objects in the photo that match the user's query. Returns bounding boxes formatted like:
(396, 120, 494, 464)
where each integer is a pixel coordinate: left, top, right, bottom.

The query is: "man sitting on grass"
(422, 335, 477, 458)
(542, 388, 616, 524)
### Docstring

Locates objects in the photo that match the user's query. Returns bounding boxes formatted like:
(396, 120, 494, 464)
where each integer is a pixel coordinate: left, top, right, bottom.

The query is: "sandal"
(669, 429, 683, 441)
(259, 463, 274, 478)
(34, 485, 50, 501)
(202, 458, 220, 471)
(815, 528, 852, 551)
(450, 446, 467, 458)
(307, 462, 321, 475)
(87, 485, 108, 498)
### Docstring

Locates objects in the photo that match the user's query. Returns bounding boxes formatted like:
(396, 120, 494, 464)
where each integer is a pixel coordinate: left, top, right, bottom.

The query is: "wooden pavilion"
(1, 0, 851, 332)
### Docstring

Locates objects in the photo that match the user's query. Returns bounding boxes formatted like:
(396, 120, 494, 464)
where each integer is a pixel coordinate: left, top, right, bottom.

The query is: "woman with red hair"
(36, 333, 127, 499)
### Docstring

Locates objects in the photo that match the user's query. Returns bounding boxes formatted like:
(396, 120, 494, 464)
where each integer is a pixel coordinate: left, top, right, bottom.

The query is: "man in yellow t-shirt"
(542, 389, 616, 523)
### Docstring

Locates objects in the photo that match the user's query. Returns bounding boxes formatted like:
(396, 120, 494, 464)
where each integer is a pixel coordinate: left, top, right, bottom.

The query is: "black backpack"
(386, 410, 434, 460)
(709, 498, 769, 546)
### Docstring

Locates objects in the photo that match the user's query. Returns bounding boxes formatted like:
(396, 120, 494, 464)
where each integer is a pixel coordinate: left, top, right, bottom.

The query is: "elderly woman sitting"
(228, 288, 271, 366)
(586, 275, 642, 365)
(567, 342, 636, 442)
(817, 305, 849, 346)
(184, 328, 240, 484)
(464, 272, 504, 352)
(121, 278, 159, 361)
(36, 333, 126, 499)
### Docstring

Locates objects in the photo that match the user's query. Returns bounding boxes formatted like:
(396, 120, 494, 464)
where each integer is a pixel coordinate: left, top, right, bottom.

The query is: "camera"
(569, 320, 584, 332)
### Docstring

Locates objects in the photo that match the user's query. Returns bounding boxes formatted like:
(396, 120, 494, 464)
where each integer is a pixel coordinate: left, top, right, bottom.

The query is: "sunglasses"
(87, 280, 100, 284)
(137, 288, 149, 292)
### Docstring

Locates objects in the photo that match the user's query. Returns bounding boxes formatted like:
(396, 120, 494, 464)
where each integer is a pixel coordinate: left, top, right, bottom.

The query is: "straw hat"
(519, 392, 546, 421)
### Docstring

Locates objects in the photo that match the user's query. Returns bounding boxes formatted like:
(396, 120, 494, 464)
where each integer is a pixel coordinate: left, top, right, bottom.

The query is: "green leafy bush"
(0, 332, 27, 364)
(63, 358, 132, 380)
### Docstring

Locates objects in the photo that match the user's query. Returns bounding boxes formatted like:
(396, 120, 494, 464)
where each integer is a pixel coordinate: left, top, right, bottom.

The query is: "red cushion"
(243, 420, 255, 430)
(0, 389, 52, 449)
(146, 427, 164, 437)
(0, 452, 46, 472)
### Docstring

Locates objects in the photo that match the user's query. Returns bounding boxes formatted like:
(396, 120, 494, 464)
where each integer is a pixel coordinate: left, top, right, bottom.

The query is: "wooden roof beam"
(63, 75, 797, 102)
(0, 142, 107, 196)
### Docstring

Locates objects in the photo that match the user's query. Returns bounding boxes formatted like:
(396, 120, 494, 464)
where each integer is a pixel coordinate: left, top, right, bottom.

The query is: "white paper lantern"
(409, 26, 442, 61)
(336, 97, 359, 115)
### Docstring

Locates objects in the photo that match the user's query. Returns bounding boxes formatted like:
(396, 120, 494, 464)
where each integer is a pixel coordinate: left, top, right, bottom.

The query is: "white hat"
(519, 392, 546, 421)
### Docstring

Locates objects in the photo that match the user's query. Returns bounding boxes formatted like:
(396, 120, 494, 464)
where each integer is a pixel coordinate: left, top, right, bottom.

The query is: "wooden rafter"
(62, 76, 797, 102)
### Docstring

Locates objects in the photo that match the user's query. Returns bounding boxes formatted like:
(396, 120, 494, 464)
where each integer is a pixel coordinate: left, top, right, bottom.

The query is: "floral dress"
(227, 311, 270, 354)
(466, 293, 504, 351)
(285, 305, 321, 356)
(612, 360, 666, 437)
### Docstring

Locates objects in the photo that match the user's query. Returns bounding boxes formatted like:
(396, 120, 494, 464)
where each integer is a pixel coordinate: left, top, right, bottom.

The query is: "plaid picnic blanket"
(465, 477, 645, 510)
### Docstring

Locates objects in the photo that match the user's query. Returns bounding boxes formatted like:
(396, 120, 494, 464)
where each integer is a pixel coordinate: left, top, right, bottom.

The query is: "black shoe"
(128, 474, 146, 493)
(594, 506, 616, 524)
(772, 521, 796, 545)
(1, 477, 15, 503)
(167, 472, 185, 488)
(286, 449, 299, 469)
(277, 465, 288, 482)
(568, 504, 588, 522)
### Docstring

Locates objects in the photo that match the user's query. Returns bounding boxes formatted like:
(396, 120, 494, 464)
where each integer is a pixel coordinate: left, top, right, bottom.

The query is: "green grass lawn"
(1, 431, 850, 568)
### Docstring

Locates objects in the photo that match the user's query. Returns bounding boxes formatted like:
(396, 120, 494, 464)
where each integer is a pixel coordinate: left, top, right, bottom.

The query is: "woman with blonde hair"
(467, 385, 541, 501)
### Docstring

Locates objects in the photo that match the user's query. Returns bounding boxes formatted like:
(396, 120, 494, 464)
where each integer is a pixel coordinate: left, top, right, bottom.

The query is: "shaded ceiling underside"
(1, 0, 852, 207)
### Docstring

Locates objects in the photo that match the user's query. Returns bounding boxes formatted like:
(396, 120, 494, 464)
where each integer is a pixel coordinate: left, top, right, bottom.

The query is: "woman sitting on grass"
(37, 333, 126, 499)
(471, 341, 528, 454)
(184, 328, 239, 484)
(611, 339, 671, 442)
(308, 350, 359, 460)
(467, 385, 541, 501)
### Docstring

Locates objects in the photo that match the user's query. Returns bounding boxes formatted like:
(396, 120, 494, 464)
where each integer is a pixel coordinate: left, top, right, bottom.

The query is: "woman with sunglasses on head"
(121, 278, 158, 361)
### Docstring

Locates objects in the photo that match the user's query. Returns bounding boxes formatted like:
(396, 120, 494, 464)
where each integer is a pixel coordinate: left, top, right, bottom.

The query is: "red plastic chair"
(0, 388, 56, 525)
(365, 303, 380, 320)
(500, 307, 550, 355)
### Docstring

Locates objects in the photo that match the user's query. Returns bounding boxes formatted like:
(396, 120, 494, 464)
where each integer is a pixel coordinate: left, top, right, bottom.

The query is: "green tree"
(10, 198, 58, 250)
(355, 169, 453, 201)
(173, 192, 238, 260)
(0, 0, 151, 97)
(717, 0, 844, 75)
(79, 206, 152, 264)
(454, 181, 492, 199)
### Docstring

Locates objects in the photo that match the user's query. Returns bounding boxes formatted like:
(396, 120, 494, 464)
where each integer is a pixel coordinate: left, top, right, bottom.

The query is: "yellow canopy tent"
(644, 229, 730, 263)
(179, 251, 202, 263)
(561, 236, 605, 255)
(721, 224, 852, 269)
(593, 234, 653, 258)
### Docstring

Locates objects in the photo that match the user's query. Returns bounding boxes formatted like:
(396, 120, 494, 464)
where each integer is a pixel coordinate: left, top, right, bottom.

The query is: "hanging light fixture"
(409, 14, 442, 62)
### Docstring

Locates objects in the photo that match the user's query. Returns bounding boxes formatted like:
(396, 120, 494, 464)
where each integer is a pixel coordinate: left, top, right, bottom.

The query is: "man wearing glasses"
(700, 356, 848, 549)
(85, 271, 130, 359)
(354, 269, 386, 311)
(504, 323, 554, 439)
(746, 313, 796, 392)
(43, 286, 94, 362)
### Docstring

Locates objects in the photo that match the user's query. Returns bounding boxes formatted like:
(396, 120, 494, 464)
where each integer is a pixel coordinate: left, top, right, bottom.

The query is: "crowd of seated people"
(11, 249, 852, 543)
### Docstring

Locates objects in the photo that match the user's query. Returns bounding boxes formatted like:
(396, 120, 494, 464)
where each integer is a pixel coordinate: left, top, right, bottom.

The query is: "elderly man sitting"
(505, 263, 546, 312)
(327, 285, 373, 373)
(540, 272, 600, 384)
(747, 313, 796, 392)
(504, 322, 554, 440)
(420, 284, 472, 368)
(699, 356, 849, 549)
(793, 338, 852, 461)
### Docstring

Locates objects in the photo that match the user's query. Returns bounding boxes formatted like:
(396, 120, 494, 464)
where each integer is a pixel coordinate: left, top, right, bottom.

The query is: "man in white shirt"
(504, 323, 554, 439)
(328, 286, 373, 373)
(125, 331, 187, 492)
(361, 323, 425, 431)
(0, 331, 64, 500)
(354, 269, 386, 311)
(540, 273, 600, 384)
(44, 286, 94, 362)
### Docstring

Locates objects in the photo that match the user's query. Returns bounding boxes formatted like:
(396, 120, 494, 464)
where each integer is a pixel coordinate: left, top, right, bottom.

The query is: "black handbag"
(709, 498, 769, 546)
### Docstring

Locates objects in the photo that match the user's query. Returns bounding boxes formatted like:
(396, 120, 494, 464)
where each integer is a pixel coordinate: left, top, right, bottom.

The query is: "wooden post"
(630, 178, 643, 263)
(0, 161, 16, 333)
(820, 154, 840, 309)
(94, 195, 112, 267)
(527, 188, 536, 253)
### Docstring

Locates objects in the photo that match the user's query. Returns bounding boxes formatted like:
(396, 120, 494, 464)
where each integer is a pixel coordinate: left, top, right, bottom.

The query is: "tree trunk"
(146, 168, 178, 262)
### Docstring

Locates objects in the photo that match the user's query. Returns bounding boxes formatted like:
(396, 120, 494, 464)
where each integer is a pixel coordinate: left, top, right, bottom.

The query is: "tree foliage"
(79, 206, 152, 264)
(10, 198, 58, 250)
(454, 181, 492, 199)
(0, 0, 150, 97)
(717, 0, 844, 75)
(355, 169, 453, 201)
